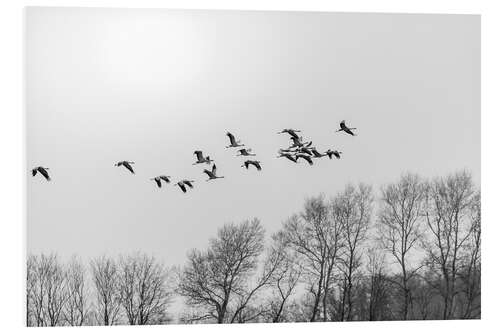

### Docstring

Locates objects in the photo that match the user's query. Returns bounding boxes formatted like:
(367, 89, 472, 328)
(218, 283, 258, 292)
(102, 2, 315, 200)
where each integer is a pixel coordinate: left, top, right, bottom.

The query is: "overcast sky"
(26, 8, 480, 266)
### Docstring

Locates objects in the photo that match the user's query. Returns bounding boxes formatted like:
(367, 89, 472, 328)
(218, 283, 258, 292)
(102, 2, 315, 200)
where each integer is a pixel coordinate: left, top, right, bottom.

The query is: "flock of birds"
(31, 120, 358, 193)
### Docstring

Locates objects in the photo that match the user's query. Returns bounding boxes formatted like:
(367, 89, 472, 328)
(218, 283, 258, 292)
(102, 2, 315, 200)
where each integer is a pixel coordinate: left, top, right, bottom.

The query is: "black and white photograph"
(24, 6, 481, 327)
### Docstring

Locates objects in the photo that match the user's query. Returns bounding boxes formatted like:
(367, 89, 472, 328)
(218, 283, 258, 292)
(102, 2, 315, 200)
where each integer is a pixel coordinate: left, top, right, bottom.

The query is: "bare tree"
(117, 253, 174, 325)
(264, 232, 303, 323)
(90, 256, 121, 325)
(26, 254, 68, 326)
(365, 250, 393, 321)
(278, 195, 344, 322)
(178, 219, 277, 323)
(458, 191, 481, 318)
(63, 256, 89, 326)
(423, 171, 477, 319)
(377, 173, 427, 319)
(334, 184, 373, 321)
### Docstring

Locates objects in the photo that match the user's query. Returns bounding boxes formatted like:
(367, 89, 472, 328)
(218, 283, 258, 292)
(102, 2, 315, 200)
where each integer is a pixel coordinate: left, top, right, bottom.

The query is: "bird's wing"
(32, 169, 37, 176)
(226, 132, 236, 145)
(212, 164, 217, 175)
(123, 162, 135, 174)
(160, 176, 170, 183)
(204, 170, 214, 178)
(184, 181, 194, 188)
(256, 163, 262, 170)
(154, 178, 162, 187)
(38, 168, 51, 181)
(194, 151, 204, 161)
(179, 183, 187, 192)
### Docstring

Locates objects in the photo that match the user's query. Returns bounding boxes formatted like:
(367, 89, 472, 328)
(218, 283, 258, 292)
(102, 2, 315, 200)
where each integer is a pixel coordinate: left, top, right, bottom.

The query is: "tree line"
(26, 170, 480, 326)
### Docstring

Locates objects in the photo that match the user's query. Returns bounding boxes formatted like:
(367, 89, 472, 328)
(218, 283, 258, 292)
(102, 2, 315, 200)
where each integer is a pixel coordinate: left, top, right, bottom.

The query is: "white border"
(1, 1, 498, 332)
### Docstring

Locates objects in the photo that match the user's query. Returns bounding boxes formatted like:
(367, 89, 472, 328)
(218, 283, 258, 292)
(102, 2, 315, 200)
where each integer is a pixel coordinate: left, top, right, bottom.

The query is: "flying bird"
(193, 151, 214, 165)
(296, 154, 314, 165)
(278, 129, 302, 139)
(325, 149, 342, 159)
(174, 180, 195, 193)
(226, 132, 244, 148)
(241, 160, 262, 171)
(115, 161, 135, 174)
(203, 164, 225, 181)
(32, 166, 51, 181)
(277, 151, 297, 163)
(150, 175, 171, 188)
(236, 148, 255, 156)
(336, 120, 357, 136)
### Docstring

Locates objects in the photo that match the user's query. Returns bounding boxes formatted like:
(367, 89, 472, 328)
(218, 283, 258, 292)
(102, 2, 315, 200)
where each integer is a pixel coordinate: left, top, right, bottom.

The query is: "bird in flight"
(174, 180, 195, 193)
(150, 175, 171, 188)
(226, 132, 244, 148)
(193, 151, 214, 165)
(277, 151, 297, 163)
(242, 160, 262, 171)
(336, 120, 357, 136)
(32, 166, 51, 181)
(296, 154, 314, 165)
(278, 128, 302, 139)
(115, 161, 135, 174)
(204, 164, 225, 181)
(325, 149, 342, 159)
(236, 148, 256, 156)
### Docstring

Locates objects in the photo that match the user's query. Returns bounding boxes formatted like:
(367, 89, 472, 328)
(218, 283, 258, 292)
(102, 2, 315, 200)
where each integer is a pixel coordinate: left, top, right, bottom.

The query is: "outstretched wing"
(287, 129, 299, 139)
(153, 178, 162, 188)
(32, 169, 37, 177)
(123, 162, 135, 174)
(194, 150, 204, 162)
(255, 162, 262, 171)
(285, 154, 297, 163)
(226, 132, 237, 145)
(38, 167, 51, 181)
(178, 183, 187, 193)
(159, 176, 170, 183)
(183, 180, 194, 188)
(204, 169, 214, 178)
(212, 164, 217, 175)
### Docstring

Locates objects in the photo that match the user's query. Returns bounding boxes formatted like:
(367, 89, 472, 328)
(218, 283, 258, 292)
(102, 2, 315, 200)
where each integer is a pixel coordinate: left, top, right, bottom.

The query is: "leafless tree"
(117, 253, 174, 325)
(178, 219, 279, 323)
(278, 195, 344, 322)
(365, 249, 393, 321)
(423, 171, 477, 319)
(90, 256, 121, 325)
(26, 254, 68, 326)
(334, 184, 373, 321)
(264, 232, 303, 323)
(377, 173, 427, 319)
(457, 191, 481, 318)
(63, 256, 89, 326)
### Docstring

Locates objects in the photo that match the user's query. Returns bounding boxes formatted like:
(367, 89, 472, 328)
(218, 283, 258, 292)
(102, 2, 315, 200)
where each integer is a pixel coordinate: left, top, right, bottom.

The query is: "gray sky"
(26, 8, 480, 266)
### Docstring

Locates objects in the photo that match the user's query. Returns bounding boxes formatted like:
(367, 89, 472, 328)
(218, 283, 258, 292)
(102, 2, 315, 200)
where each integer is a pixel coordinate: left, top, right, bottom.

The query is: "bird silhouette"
(242, 160, 262, 171)
(32, 166, 51, 181)
(193, 151, 214, 165)
(204, 164, 225, 181)
(150, 175, 171, 188)
(325, 149, 342, 159)
(226, 132, 244, 148)
(236, 148, 255, 156)
(278, 129, 302, 139)
(115, 161, 135, 174)
(296, 154, 314, 165)
(336, 120, 357, 136)
(174, 180, 195, 193)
